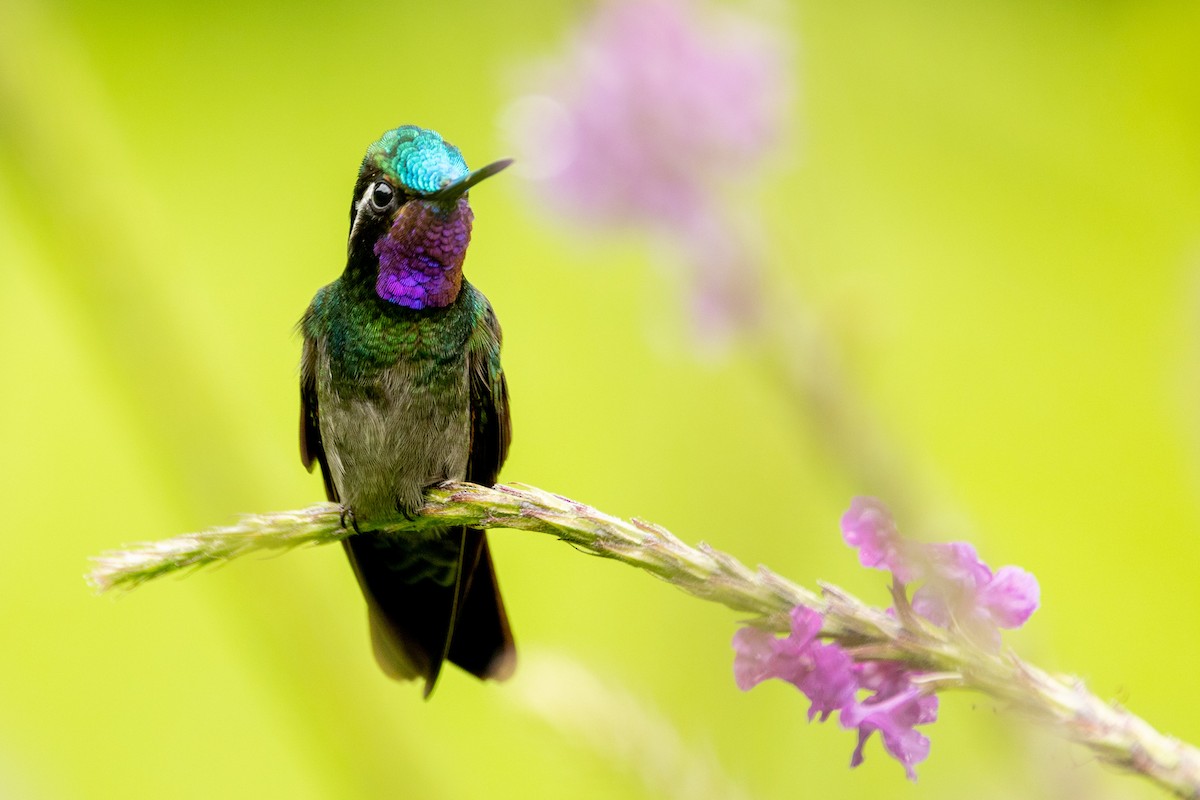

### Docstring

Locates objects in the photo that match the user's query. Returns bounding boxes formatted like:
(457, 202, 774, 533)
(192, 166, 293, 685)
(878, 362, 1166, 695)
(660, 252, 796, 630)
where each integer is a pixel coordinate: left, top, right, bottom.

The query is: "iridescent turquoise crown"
(365, 126, 469, 195)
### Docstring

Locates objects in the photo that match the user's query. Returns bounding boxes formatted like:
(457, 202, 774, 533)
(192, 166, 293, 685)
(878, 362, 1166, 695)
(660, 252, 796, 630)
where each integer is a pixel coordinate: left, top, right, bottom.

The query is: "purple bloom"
(841, 662, 938, 782)
(908, 541, 992, 628)
(735, 499, 1043, 782)
(509, 0, 788, 226)
(802, 639, 860, 722)
(978, 565, 1040, 628)
(732, 607, 856, 721)
(505, 0, 791, 346)
(731, 626, 782, 691)
(911, 542, 1040, 649)
(844, 497, 1040, 647)
(841, 496, 920, 583)
(733, 607, 936, 780)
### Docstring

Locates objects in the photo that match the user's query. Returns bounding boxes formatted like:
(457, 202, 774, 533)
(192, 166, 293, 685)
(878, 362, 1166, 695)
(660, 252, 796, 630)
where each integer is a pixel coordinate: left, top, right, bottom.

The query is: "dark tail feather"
(448, 529, 516, 681)
(342, 527, 514, 695)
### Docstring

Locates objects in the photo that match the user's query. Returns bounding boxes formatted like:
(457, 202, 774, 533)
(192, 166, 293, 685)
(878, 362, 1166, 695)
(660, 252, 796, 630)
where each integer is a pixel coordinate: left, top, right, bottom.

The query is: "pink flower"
(733, 607, 857, 721)
(842, 662, 939, 782)
(911, 542, 1040, 649)
(510, 0, 789, 226)
(843, 497, 1040, 647)
(735, 499, 1042, 782)
(978, 565, 1040, 628)
(841, 496, 920, 583)
(733, 607, 936, 779)
(506, 0, 791, 346)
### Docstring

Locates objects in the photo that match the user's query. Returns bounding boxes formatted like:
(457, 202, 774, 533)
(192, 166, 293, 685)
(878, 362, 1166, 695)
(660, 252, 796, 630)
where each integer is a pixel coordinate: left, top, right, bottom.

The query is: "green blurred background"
(2, 0, 1199, 797)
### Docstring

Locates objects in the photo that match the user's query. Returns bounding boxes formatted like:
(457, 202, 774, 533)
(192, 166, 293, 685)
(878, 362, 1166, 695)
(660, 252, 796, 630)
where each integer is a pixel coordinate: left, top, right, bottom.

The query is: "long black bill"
(428, 158, 513, 202)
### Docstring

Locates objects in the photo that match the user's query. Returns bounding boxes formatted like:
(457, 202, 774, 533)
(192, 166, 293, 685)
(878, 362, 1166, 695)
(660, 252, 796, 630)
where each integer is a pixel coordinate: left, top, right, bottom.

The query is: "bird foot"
(339, 506, 363, 535)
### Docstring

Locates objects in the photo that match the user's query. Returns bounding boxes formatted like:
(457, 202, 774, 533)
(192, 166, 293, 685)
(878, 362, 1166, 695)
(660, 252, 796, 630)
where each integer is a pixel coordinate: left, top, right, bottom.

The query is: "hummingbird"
(299, 125, 515, 695)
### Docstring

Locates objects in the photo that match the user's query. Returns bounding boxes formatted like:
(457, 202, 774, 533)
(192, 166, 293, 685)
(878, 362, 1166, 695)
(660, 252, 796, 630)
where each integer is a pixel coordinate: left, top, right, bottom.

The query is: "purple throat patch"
(374, 200, 473, 309)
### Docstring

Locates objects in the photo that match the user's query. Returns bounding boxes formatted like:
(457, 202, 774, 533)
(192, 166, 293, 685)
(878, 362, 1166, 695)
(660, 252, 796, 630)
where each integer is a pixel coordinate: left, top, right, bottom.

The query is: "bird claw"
(339, 506, 363, 535)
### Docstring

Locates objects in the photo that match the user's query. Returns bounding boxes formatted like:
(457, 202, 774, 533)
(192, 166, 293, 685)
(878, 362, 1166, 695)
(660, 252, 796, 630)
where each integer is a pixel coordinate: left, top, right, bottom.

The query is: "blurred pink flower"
(911, 543, 1040, 649)
(841, 496, 921, 583)
(507, 0, 792, 345)
(512, 0, 788, 225)
(842, 497, 1041, 648)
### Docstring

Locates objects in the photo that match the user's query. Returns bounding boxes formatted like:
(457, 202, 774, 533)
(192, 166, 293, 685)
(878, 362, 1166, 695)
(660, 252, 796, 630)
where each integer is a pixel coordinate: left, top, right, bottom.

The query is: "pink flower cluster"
(733, 497, 1039, 781)
(507, 0, 790, 347)
(512, 0, 788, 227)
(843, 497, 1040, 649)
(734, 607, 936, 781)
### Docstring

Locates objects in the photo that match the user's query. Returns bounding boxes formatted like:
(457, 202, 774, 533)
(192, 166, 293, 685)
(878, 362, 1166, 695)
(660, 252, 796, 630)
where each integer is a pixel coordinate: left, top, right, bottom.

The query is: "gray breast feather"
(316, 340, 471, 520)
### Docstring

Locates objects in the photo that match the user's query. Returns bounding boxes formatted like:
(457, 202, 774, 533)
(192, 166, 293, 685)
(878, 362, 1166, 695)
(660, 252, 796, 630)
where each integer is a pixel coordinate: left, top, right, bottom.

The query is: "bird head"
(345, 126, 511, 308)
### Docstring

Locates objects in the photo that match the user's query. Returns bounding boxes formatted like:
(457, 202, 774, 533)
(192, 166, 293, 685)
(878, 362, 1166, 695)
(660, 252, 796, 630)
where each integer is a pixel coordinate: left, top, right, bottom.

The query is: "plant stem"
(89, 480, 1200, 798)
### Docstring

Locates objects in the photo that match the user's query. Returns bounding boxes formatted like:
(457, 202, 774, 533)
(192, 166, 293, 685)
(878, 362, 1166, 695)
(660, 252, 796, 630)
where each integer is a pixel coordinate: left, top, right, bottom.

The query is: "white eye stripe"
(348, 181, 400, 252)
(356, 183, 381, 211)
(348, 188, 374, 246)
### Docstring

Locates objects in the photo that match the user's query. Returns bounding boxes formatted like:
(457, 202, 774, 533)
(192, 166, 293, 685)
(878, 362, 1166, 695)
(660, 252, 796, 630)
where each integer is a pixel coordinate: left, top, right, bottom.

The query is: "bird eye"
(369, 182, 395, 211)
